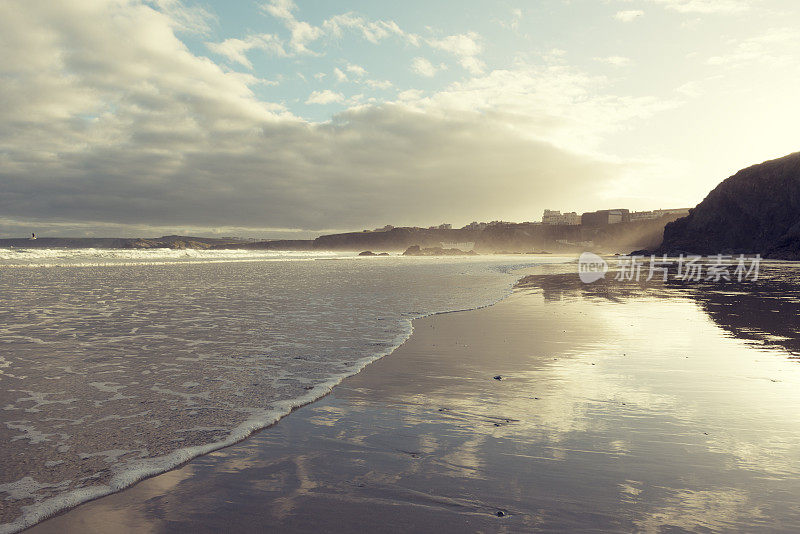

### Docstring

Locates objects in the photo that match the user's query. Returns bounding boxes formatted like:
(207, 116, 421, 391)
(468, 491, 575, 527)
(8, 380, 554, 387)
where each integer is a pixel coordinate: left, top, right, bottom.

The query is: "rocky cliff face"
(659, 152, 800, 259)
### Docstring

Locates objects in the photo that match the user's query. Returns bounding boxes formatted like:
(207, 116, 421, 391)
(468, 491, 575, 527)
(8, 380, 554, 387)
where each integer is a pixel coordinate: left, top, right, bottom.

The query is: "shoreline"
(26, 278, 800, 532)
(4, 266, 535, 534)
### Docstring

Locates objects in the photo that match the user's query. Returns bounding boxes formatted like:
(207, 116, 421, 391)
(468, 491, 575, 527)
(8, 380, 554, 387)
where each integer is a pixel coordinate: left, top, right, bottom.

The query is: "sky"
(1, 0, 799, 238)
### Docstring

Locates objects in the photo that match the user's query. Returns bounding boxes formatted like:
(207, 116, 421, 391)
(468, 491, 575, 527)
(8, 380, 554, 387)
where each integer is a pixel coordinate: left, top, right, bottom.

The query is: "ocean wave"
(0, 255, 562, 532)
(0, 247, 343, 267)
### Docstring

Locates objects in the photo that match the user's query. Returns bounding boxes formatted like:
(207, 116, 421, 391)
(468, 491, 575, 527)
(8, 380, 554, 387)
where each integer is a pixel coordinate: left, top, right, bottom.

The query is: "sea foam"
(0, 252, 564, 532)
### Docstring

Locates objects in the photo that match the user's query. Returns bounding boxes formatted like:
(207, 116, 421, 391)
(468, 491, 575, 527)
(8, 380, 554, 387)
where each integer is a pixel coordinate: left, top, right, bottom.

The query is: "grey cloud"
(0, 0, 627, 236)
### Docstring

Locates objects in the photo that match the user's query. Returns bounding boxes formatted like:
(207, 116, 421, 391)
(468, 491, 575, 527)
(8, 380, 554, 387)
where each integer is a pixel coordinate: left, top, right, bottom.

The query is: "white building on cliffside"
(542, 210, 580, 225)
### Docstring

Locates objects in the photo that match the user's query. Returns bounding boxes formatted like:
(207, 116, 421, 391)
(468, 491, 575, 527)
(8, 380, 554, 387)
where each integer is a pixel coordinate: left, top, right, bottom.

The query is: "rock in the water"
(358, 250, 377, 256)
(403, 245, 477, 256)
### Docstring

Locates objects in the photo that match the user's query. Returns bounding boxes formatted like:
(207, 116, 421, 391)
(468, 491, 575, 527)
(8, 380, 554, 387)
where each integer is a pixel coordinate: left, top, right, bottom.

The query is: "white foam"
(0, 247, 344, 268)
(0, 255, 564, 533)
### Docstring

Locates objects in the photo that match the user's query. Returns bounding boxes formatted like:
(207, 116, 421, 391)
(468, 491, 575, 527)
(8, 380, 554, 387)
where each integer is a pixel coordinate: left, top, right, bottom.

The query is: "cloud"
(396, 66, 674, 151)
(206, 34, 286, 69)
(675, 80, 703, 98)
(255, 2, 420, 58)
(706, 28, 796, 67)
(323, 13, 419, 46)
(364, 79, 392, 89)
(615, 10, 644, 22)
(0, 0, 666, 235)
(305, 89, 345, 105)
(648, 0, 754, 13)
(146, 0, 215, 34)
(411, 57, 439, 77)
(261, 0, 322, 55)
(333, 67, 348, 82)
(427, 32, 485, 74)
(345, 64, 367, 77)
(595, 55, 632, 67)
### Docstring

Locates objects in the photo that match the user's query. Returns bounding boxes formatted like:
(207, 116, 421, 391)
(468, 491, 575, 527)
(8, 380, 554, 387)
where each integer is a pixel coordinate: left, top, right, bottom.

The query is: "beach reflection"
(31, 264, 800, 533)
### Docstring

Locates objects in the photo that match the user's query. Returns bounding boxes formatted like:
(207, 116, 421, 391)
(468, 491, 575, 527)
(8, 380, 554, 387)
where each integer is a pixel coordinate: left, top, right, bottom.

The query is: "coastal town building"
(541, 210, 580, 225)
(630, 208, 691, 221)
(581, 209, 631, 226)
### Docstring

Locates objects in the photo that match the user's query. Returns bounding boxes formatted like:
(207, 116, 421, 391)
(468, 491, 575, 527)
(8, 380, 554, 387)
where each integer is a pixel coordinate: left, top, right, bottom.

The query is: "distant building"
(462, 221, 488, 231)
(629, 210, 655, 221)
(581, 209, 630, 226)
(542, 210, 580, 225)
(653, 208, 690, 218)
(630, 208, 690, 221)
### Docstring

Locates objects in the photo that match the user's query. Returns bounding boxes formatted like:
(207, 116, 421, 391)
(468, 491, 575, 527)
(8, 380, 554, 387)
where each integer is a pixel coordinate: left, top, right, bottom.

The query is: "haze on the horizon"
(1, 0, 798, 238)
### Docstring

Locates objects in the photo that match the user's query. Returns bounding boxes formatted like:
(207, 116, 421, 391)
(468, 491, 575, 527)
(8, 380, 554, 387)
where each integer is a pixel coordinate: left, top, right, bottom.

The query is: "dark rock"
(658, 152, 800, 259)
(493, 375, 502, 380)
(358, 250, 377, 256)
(403, 245, 478, 256)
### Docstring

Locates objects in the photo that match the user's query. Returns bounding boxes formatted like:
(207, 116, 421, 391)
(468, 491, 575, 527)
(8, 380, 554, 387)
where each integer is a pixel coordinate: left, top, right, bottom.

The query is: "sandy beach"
(26, 271, 800, 533)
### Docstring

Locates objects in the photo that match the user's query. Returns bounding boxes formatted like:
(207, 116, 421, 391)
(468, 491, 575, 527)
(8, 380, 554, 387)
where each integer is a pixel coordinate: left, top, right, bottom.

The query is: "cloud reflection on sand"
(28, 264, 800, 532)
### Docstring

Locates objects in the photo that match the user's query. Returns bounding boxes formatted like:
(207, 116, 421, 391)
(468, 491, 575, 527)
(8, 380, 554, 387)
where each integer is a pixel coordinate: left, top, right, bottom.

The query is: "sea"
(0, 248, 555, 533)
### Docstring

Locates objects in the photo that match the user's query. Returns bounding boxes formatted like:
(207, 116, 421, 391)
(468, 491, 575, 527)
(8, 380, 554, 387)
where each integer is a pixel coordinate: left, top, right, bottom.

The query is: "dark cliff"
(311, 227, 481, 251)
(659, 152, 800, 259)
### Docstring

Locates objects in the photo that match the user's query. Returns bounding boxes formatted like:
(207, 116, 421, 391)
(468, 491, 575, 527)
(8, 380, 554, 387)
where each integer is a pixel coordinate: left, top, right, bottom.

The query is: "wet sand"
(28, 280, 800, 533)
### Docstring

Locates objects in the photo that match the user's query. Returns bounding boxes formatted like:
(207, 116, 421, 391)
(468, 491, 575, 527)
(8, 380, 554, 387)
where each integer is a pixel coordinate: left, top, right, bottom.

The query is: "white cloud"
(706, 28, 796, 67)
(346, 64, 367, 77)
(615, 10, 644, 22)
(428, 32, 485, 75)
(305, 89, 345, 105)
(262, 0, 294, 20)
(428, 32, 482, 58)
(397, 89, 424, 101)
(411, 57, 439, 77)
(261, 0, 322, 55)
(256, 2, 419, 57)
(206, 34, 286, 69)
(500, 8, 523, 30)
(147, 0, 215, 34)
(365, 79, 392, 89)
(595, 55, 632, 67)
(323, 13, 419, 46)
(333, 68, 348, 82)
(675, 81, 703, 98)
(512, 8, 523, 28)
(459, 56, 487, 75)
(397, 66, 675, 151)
(649, 0, 755, 13)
